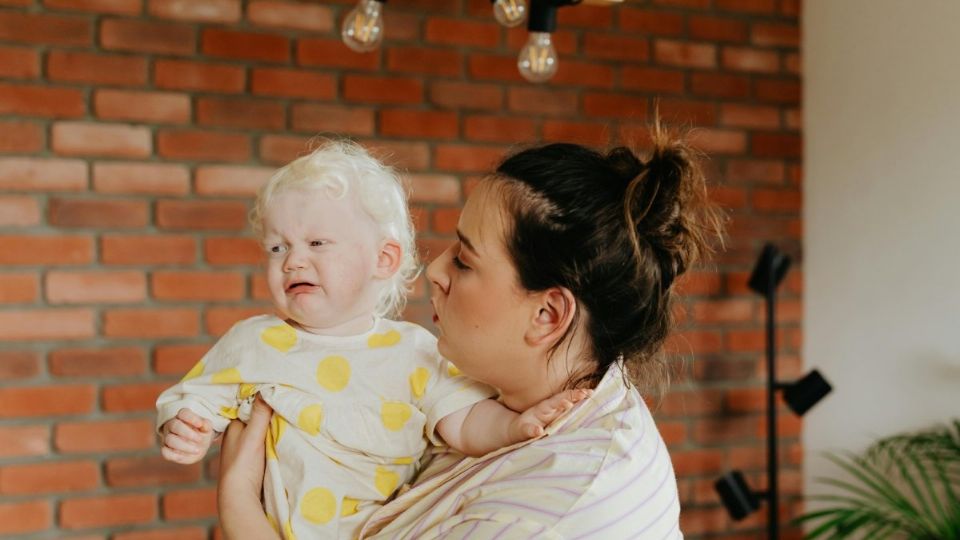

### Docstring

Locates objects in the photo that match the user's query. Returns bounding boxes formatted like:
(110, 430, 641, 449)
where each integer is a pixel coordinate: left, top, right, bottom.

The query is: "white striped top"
(360, 364, 682, 539)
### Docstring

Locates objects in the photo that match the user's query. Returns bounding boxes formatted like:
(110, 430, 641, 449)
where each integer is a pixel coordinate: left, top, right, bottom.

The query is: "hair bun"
(605, 147, 645, 188)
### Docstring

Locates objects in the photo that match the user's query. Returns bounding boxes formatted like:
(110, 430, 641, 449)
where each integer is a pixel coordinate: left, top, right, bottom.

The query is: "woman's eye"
(452, 255, 469, 270)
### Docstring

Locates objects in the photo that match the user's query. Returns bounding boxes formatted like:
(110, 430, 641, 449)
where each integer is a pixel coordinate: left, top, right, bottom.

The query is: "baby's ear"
(375, 239, 403, 279)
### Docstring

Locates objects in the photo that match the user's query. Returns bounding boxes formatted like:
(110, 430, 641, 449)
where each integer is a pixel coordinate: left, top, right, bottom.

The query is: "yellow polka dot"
(374, 466, 399, 498)
(447, 363, 461, 377)
(380, 401, 412, 432)
(394, 456, 414, 465)
(297, 404, 323, 436)
(316, 355, 350, 392)
(261, 323, 298, 353)
(220, 406, 238, 419)
(409, 367, 430, 399)
(238, 383, 257, 400)
(367, 330, 401, 348)
(341, 496, 360, 517)
(301, 487, 337, 524)
(283, 519, 296, 540)
(181, 361, 204, 382)
(267, 414, 286, 460)
(211, 367, 243, 384)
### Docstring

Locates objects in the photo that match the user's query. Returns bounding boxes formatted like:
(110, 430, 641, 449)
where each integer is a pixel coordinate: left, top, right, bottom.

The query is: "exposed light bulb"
(492, 0, 527, 28)
(517, 32, 557, 83)
(341, 0, 384, 53)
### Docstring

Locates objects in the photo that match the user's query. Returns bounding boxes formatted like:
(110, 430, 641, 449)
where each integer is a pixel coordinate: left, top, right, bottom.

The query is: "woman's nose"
(425, 246, 451, 294)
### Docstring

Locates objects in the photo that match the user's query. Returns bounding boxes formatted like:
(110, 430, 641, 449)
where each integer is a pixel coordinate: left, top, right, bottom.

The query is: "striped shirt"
(360, 364, 682, 539)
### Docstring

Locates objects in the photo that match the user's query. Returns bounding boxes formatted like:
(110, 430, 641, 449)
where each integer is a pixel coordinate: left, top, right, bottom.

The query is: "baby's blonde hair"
(250, 140, 419, 319)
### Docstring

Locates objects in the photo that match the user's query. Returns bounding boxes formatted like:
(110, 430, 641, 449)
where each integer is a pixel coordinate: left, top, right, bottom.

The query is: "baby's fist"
(160, 408, 214, 464)
(512, 388, 593, 441)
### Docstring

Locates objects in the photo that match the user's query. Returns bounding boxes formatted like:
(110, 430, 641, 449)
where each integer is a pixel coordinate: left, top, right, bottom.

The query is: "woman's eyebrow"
(456, 230, 477, 255)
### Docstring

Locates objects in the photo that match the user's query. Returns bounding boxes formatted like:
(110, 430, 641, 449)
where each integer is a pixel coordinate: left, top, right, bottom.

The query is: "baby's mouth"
(286, 282, 316, 293)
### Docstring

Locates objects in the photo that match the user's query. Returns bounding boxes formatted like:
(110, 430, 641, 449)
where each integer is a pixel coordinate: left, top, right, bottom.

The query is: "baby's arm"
(160, 408, 216, 465)
(437, 389, 591, 457)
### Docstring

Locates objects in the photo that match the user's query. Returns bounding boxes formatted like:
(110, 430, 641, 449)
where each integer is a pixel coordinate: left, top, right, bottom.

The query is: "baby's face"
(261, 188, 384, 336)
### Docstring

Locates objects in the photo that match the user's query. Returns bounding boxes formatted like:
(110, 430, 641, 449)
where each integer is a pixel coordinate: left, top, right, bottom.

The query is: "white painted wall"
(804, 0, 960, 497)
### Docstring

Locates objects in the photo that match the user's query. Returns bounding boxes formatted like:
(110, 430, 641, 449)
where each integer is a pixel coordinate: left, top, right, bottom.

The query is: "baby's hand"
(160, 408, 215, 465)
(510, 388, 593, 441)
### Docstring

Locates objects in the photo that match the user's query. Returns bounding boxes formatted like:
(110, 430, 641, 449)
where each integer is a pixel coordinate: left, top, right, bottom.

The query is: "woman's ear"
(374, 239, 403, 279)
(525, 287, 577, 347)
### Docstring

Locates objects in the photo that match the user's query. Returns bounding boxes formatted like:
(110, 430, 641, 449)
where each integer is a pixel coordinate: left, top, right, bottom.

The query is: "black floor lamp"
(714, 243, 833, 538)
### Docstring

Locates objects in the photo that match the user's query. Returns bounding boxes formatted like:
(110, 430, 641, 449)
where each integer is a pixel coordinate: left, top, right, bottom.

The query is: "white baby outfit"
(156, 314, 493, 539)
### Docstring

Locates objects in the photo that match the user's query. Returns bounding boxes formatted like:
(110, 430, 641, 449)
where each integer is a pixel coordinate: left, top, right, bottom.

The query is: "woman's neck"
(496, 349, 595, 412)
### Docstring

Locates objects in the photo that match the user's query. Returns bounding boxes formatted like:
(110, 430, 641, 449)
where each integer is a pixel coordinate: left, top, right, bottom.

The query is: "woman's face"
(425, 182, 535, 387)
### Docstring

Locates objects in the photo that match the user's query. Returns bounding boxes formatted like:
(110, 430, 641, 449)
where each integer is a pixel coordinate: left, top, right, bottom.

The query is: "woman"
(218, 125, 723, 539)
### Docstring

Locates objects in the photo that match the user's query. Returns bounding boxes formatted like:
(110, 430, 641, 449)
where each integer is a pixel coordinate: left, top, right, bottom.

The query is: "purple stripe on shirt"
(468, 499, 563, 519)
(570, 464, 675, 539)
(567, 434, 658, 517)
(534, 435, 611, 448)
(491, 517, 522, 540)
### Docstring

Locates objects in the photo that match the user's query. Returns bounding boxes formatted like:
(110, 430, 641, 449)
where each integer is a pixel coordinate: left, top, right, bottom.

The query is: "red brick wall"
(0, 0, 802, 537)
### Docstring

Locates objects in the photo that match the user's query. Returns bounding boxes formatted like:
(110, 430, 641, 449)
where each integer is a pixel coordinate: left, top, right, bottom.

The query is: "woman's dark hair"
(493, 123, 724, 393)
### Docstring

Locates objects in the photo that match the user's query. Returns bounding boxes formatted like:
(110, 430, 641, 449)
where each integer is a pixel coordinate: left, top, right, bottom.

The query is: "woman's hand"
(217, 396, 280, 540)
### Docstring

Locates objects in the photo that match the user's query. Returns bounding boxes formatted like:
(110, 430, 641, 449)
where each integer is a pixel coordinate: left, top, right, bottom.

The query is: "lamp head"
(783, 369, 833, 416)
(748, 243, 792, 296)
(715, 470, 761, 520)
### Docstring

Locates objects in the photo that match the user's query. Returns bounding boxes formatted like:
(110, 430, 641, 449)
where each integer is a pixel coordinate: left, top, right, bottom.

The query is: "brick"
(671, 449, 724, 475)
(551, 60, 614, 88)
(195, 165, 273, 196)
(44, 0, 142, 15)
(431, 207, 458, 234)
(47, 50, 147, 86)
(752, 133, 801, 158)
(619, 8, 683, 35)
(157, 130, 250, 162)
(0, 308, 95, 341)
(380, 109, 459, 139)
(0, 235, 93, 265)
(364, 141, 431, 172)
(204, 236, 263, 265)
(0, 272, 37, 305)
(0, 11, 90, 46)
(101, 235, 196, 265)
(102, 381, 173, 412)
(60, 494, 156, 529)
(726, 159, 784, 185)
(542, 120, 609, 146)
(53, 123, 151, 158)
(104, 308, 199, 338)
(298, 37, 380, 71)
(0, 82, 84, 118)
(0, 350, 40, 378)
(387, 46, 462, 77)
(155, 59, 245, 93)
(94, 162, 190, 195)
(687, 128, 747, 155)
(149, 0, 241, 23)
(291, 104, 375, 136)
(674, 271, 723, 296)
(692, 299, 754, 323)
(429, 81, 502, 111)
(557, 4, 612, 28)
(709, 185, 748, 209)
(752, 22, 800, 47)
(0, 425, 48, 457)
(197, 97, 286, 130)
(95, 89, 190, 124)
(716, 0, 775, 13)
(0, 195, 40, 226)
(753, 189, 801, 212)
(107, 455, 202, 487)
(0, 44, 39, 78)
(722, 46, 779, 73)
(434, 144, 504, 173)
(154, 343, 213, 375)
(688, 15, 747, 42)
(152, 271, 245, 301)
(206, 306, 269, 335)
(46, 270, 146, 303)
(48, 198, 148, 228)
(101, 18, 195, 55)
(621, 67, 685, 94)
(583, 92, 647, 119)
(115, 526, 208, 540)
(653, 0, 710, 7)
(720, 104, 780, 129)
(690, 72, 750, 98)
(0, 384, 96, 417)
(468, 54, 524, 83)
(0, 120, 43, 153)
(786, 107, 802, 130)
(382, 10, 419, 40)
(202, 28, 288, 62)
(259, 134, 309, 165)
(251, 273, 270, 300)
(464, 115, 537, 143)
(0, 500, 50, 535)
(248, 0, 333, 31)
(664, 330, 723, 355)
(425, 17, 499, 48)
(163, 487, 217, 520)
(583, 33, 650, 62)
(156, 200, 249, 231)
(506, 28, 576, 55)
(659, 99, 717, 126)
(251, 68, 336, 100)
(49, 346, 146, 377)
(755, 78, 801, 104)
(344, 75, 423, 105)
(654, 40, 716, 69)
(406, 174, 461, 204)
(0, 460, 99, 494)
(508, 87, 577, 117)
(84, 419, 152, 456)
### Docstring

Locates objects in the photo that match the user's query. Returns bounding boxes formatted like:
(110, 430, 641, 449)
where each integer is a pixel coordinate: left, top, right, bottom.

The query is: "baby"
(156, 141, 586, 539)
